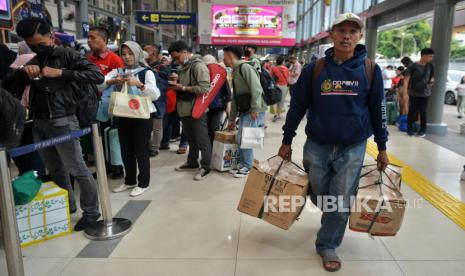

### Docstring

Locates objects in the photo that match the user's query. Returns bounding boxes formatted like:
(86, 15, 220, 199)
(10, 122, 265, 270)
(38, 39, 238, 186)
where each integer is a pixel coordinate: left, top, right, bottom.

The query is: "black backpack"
(0, 88, 26, 148)
(137, 67, 168, 119)
(237, 63, 282, 106)
(259, 69, 282, 105)
(72, 82, 99, 127)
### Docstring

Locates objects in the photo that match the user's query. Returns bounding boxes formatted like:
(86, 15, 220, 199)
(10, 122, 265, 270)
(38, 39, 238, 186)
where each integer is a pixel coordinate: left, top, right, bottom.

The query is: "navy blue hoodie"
(282, 44, 388, 151)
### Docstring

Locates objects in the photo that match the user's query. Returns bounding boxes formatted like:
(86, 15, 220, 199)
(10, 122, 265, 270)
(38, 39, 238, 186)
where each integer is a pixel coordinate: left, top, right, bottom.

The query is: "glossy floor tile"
(235, 260, 404, 276)
(60, 258, 236, 276)
(2, 112, 465, 276)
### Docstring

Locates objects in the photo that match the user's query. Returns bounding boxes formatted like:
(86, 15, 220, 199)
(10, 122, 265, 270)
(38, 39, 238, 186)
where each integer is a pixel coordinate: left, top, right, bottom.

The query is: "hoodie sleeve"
(191, 63, 211, 95)
(282, 64, 313, 145)
(368, 65, 389, 151)
(240, 63, 264, 113)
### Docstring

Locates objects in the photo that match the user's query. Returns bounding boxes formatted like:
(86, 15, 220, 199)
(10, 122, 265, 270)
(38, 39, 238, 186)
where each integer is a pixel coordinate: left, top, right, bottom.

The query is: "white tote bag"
(109, 82, 153, 119)
(241, 121, 265, 149)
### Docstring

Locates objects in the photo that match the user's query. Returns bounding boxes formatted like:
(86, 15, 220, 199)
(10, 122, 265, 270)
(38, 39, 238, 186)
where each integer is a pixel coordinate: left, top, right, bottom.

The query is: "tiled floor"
(1, 113, 465, 276)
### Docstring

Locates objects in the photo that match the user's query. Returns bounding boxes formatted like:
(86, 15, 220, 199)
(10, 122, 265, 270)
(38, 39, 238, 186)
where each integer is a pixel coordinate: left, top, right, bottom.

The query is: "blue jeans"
(303, 138, 366, 252)
(236, 112, 266, 169)
(161, 112, 188, 147)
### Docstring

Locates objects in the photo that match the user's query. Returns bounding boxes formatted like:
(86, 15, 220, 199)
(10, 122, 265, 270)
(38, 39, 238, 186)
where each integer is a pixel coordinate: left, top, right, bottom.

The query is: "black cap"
(223, 46, 244, 59)
(244, 44, 258, 52)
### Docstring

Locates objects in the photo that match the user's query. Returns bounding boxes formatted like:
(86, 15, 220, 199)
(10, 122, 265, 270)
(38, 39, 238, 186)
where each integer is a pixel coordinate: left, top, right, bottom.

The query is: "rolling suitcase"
(103, 126, 123, 167)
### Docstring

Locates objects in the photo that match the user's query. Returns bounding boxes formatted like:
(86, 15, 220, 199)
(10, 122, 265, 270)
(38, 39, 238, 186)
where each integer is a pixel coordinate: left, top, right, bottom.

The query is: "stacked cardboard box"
(16, 182, 71, 247)
(238, 157, 309, 230)
(349, 165, 406, 236)
(211, 131, 240, 172)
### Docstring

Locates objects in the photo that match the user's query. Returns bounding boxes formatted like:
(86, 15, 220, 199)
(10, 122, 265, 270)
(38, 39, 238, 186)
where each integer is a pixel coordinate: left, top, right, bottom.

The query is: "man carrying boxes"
(278, 13, 390, 272)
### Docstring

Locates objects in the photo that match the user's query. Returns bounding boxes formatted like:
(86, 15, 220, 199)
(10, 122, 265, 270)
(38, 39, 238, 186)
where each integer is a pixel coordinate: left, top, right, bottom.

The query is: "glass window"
(304, 13, 311, 40)
(316, 2, 323, 35)
(344, 0, 353, 12)
(305, 0, 311, 12)
(330, 0, 339, 25)
(353, 0, 364, 13)
(365, 0, 373, 10)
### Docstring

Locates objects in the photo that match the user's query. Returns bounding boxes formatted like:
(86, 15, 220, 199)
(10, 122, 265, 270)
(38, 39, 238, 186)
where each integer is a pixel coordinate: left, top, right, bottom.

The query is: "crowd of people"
(0, 17, 302, 231)
(1, 13, 464, 273)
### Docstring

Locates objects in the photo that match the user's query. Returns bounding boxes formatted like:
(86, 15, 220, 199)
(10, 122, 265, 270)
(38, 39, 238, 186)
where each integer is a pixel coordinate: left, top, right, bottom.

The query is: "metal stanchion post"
(0, 149, 25, 276)
(84, 124, 132, 240)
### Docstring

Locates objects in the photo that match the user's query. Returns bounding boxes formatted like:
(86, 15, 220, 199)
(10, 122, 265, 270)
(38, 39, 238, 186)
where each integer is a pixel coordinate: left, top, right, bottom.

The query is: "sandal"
(318, 249, 342, 272)
(177, 147, 187, 154)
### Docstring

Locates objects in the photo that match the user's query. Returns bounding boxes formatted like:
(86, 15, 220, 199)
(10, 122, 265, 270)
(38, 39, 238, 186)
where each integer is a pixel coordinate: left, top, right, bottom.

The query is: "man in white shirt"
(288, 56, 302, 95)
(382, 65, 396, 90)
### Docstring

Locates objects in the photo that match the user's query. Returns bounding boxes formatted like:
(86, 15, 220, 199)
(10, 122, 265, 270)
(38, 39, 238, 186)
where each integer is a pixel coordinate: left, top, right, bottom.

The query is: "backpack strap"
(137, 67, 151, 84)
(311, 57, 376, 91)
(312, 58, 325, 82)
(364, 58, 376, 88)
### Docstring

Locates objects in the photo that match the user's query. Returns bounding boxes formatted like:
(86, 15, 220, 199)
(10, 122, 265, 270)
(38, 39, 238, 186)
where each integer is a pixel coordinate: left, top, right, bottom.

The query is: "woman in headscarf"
(105, 41, 160, 197)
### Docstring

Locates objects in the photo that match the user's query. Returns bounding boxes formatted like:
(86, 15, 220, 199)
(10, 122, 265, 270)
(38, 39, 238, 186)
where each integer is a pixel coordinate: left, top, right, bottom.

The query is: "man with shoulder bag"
(168, 41, 212, 181)
(223, 46, 267, 178)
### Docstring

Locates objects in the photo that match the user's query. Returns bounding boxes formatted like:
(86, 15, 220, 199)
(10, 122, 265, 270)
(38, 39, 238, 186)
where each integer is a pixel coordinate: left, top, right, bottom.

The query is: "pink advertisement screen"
(0, 0, 7, 12)
(211, 5, 293, 46)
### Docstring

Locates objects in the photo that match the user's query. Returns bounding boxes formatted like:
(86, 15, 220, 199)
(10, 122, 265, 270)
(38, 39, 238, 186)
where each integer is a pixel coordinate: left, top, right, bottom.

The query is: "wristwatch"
(138, 84, 145, 90)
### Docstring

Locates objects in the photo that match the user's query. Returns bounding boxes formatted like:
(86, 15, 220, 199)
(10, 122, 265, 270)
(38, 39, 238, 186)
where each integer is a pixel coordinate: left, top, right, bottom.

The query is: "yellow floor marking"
(367, 141, 465, 230)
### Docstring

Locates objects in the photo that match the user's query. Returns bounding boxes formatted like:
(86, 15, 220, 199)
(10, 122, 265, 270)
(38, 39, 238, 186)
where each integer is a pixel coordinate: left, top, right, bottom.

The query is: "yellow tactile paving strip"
(366, 141, 465, 231)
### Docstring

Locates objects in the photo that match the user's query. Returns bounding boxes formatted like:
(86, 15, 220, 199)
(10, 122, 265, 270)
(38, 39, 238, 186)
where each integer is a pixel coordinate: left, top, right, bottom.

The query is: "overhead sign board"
(136, 11, 196, 25)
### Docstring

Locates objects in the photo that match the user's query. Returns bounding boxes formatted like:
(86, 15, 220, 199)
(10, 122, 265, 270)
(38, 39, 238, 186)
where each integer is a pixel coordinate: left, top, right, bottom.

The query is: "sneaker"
(74, 215, 100, 232)
(461, 166, 465, 181)
(175, 163, 200, 172)
(458, 115, 463, 119)
(234, 167, 250, 178)
(229, 164, 244, 175)
(194, 168, 211, 181)
(130, 187, 148, 197)
(272, 115, 279, 122)
(416, 132, 426, 138)
(149, 150, 159, 157)
(407, 131, 415, 136)
(112, 184, 134, 193)
(159, 144, 170, 150)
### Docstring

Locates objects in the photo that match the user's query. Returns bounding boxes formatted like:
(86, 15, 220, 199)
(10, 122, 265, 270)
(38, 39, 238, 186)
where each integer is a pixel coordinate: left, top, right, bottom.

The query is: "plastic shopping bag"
(241, 121, 265, 149)
(12, 171, 42, 205)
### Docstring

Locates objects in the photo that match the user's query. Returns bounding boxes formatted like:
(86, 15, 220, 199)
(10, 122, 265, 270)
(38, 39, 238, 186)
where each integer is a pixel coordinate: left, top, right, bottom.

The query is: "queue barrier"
(0, 123, 132, 276)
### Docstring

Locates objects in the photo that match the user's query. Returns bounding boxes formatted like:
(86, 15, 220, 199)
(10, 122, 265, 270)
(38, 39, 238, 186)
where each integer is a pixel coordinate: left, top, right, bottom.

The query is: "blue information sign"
(135, 11, 196, 25)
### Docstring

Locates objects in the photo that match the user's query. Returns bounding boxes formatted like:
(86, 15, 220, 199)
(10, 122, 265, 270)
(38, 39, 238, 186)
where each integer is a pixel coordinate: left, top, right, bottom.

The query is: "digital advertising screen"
(199, 0, 297, 47)
(212, 5, 283, 39)
(0, 0, 8, 14)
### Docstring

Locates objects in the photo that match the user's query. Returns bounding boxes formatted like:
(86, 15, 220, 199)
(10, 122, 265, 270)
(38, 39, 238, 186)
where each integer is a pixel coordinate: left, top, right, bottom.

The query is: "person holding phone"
(107, 41, 160, 197)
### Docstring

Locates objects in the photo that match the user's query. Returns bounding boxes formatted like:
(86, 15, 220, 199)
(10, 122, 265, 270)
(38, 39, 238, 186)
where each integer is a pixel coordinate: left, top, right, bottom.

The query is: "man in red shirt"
(270, 56, 290, 122)
(87, 26, 124, 76)
(87, 26, 125, 179)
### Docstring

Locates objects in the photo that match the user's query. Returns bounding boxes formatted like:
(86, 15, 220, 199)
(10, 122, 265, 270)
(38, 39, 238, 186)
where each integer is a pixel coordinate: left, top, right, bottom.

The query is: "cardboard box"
(211, 140, 240, 171)
(349, 165, 406, 236)
(16, 182, 72, 247)
(237, 157, 309, 230)
(214, 131, 236, 144)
